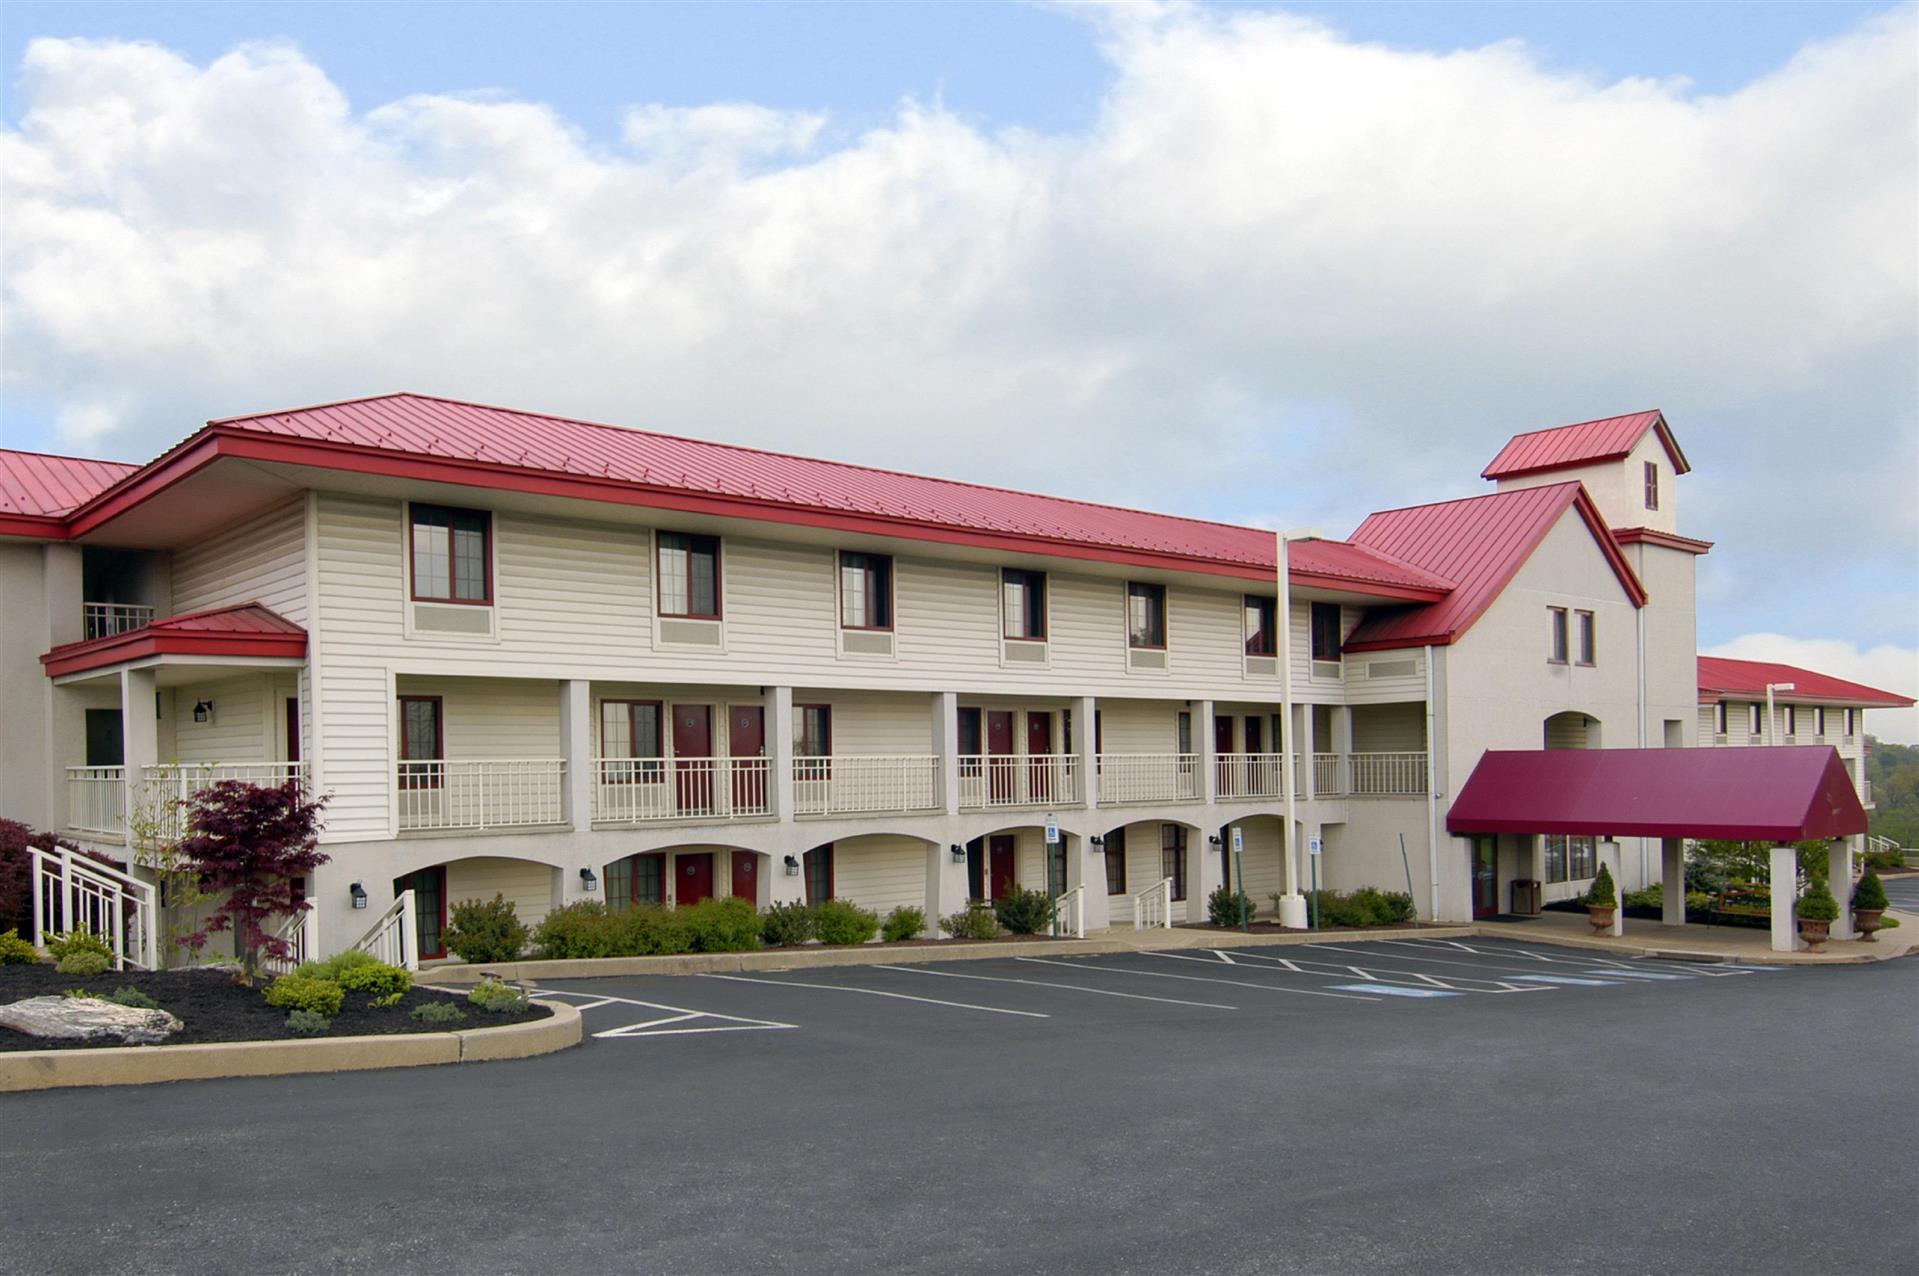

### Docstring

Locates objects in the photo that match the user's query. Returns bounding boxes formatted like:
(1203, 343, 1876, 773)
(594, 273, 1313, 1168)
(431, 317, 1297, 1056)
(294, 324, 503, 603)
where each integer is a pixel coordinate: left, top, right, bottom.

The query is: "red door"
(1026, 713, 1053, 802)
(989, 835, 1017, 901)
(987, 711, 1015, 803)
(730, 851, 759, 907)
(678, 852, 715, 906)
(673, 705, 713, 814)
(729, 705, 766, 812)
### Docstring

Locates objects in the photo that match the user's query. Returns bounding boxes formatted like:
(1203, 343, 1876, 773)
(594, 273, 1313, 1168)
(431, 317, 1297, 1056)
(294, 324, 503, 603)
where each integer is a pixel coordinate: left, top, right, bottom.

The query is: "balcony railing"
(65, 766, 127, 839)
(1346, 752, 1428, 797)
(1312, 753, 1344, 795)
(958, 754, 1081, 810)
(1213, 753, 1293, 800)
(794, 755, 940, 817)
(592, 757, 772, 824)
(83, 601, 154, 641)
(140, 762, 307, 843)
(399, 759, 566, 831)
(1097, 753, 1199, 804)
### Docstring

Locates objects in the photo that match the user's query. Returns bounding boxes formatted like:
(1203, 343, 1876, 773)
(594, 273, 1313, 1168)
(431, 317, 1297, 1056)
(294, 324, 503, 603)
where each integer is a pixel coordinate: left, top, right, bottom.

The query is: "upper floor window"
(1127, 582, 1166, 649)
(1575, 610, 1596, 666)
(398, 695, 443, 789)
(1176, 710, 1192, 755)
(410, 505, 491, 604)
(1814, 706, 1826, 737)
(1547, 607, 1569, 664)
(1002, 569, 1046, 640)
(1714, 702, 1728, 735)
(1310, 602, 1342, 662)
(658, 533, 720, 619)
(1844, 708, 1857, 736)
(1749, 703, 1764, 735)
(600, 700, 663, 780)
(795, 704, 832, 758)
(838, 552, 893, 630)
(957, 707, 982, 766)
(1244, 595, 1277, 657)
(1644, 461, 1660, 511)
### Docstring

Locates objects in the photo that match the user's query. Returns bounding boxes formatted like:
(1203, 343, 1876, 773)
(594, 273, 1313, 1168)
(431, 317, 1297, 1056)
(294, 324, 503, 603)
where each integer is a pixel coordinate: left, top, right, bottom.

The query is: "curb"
(0, 998, 581, 1093)
(1467, 924, 1918, 966)
(420, 925, 1479, 984)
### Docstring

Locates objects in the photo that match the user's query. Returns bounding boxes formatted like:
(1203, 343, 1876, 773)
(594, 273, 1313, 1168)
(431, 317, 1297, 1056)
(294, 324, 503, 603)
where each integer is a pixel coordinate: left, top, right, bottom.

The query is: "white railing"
(1866, 834, 1902, 856)
(30, 845, 158, 971)
(957, 754, 1082, 809)
(261, 905, 319, 977)
(398, 759, 566, 831)
(139, 762, 307, 844)
(1348, 752, 1428, 797)
(351, 889, 419, 971)
(1214, 753, 1288, 800)
(82, 601, 154, 640)
(794, 755, 940, 817)
(1313, 753, 1345, 795)
(1132, 876, 1175, 930)
(1052, 884, 1086, 939)
(1097, 753, 1199, 804)
(592, 756, 772, 823)
(65, 765, 126, 839)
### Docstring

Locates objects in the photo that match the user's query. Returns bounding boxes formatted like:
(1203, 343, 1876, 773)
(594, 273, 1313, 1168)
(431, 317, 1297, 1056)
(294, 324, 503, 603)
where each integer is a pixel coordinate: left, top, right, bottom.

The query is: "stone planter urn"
(1854, 909, 1885, 942)
(1797, 918, 1831, 952)
(1586, 904, 1616, 935)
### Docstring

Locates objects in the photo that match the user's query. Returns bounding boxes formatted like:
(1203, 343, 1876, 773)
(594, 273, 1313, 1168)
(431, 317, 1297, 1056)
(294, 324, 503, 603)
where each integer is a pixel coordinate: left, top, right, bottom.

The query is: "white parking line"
(1212, 948, 1546, 994)
(1015, 956, 1384, 1002)
(702, 973, 1050, 1018)
(532, 986, 797, 1037)
(872, 964, 1237, 1010)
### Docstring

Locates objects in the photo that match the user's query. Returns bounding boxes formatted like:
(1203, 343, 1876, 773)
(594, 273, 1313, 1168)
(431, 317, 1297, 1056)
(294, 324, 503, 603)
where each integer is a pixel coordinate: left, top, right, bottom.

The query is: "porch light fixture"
(1208, 834, 1222, 846)
(950, 843, 966, 863)
(1089, 835, 1104, 847)
(579, 867, 598, 892)
(350, 881, 368, 910)
(784, 854, 800, 876)
(192, 699, 215, 724)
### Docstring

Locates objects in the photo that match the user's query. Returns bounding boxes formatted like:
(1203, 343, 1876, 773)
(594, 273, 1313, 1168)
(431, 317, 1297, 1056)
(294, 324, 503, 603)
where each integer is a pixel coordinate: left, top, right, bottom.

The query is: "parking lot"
(4, 937, 1914, 1275)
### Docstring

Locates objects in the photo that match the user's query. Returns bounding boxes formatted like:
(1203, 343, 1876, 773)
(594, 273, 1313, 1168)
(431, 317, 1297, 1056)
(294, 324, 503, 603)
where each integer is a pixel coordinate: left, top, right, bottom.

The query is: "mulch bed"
(0, 964, 549, 1052)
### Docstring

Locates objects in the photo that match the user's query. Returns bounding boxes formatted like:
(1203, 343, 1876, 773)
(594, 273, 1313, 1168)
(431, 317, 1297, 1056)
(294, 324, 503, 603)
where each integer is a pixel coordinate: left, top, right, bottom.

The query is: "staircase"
(29, 846, 158, 970)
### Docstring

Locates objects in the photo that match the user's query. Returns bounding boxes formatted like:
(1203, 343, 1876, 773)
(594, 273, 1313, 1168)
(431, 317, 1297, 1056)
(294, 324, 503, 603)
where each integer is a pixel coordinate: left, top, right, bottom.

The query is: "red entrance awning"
(1446, 746, 1867, 842)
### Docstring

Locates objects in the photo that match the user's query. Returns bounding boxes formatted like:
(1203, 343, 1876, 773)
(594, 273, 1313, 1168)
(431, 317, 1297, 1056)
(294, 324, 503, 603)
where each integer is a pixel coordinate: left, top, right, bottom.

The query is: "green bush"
(263, 973, 345, 1017)
(814, 898, 880, 946)
(1853, 867, 1889, 912)
(882, 906, 926, 943)
(1303, 887, 1418, 928)
(1863, 849, 1904, 871)
(337, 959, 412, 1003)
(993, 887, 1055, 936)
(1585, 864, 1617, 908)
(61, 987, 97, 999)
(286, 1009, 332, 1035)
(294, 949, 382, 981)
(614, 905, 694, 956)
(55, 950, 110, 977)
(761, 900, 817, 947)
(468, 978, 530, 1014)
(409, 1000, 466, 1024)
(939, 905, 999, 940)
(45, 929, 113, 962)
(101, 985, 159, 1010)
(683, 897, 761, 952)
(1796, 879, 1840, 922)
(442, 894, 529, 963)
(0, 928, 39, 964)
(534, 901, 622, 959)
(1206, 885, 1258, 927)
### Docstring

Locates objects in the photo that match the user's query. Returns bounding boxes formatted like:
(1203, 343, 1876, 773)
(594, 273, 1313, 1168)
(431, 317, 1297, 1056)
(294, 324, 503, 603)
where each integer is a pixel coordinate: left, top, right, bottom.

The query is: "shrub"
(811, 898, 879, 946)
(61, 987, 98, 999)
(534, 901, 621, 959)
(0, 820, 78, 937)
(614, 905, 694, 956)
(1585, 864, 1617, 908)
(56, 950, 111, 977)
(882, 906, 926, 943)
(1863, 849, 1904, 871)
(939, 905, 999, 940)
(1854, 867, 1889, 912)
(442, 894, 529, 963)
(683, 897, 761, 952)
(294, 949, 382, 981)
(286, 1009, 332, 1035)
(102, 985, 159, 1010)
(993, 887, 1055, 936)
(45, 929, 113, 962)
(468, 978, 530, 1014)
(761, 900, 817, 947)
(1303, 888, 1418, 928)
(410, 1000, 466, 1024)
(1796, 879, 1840, 922)
(337, 959, 412, 1003)
(263, 973, 345, 1017)
(0, 928, 37, 965)
(1206, 885, 1258, 927)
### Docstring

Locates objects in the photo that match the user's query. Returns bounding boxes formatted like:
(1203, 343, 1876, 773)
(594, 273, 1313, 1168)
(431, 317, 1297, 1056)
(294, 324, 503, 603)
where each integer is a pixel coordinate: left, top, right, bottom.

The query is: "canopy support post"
(1659, 838, 1685, 926)
(1769, 847, 1798, 953)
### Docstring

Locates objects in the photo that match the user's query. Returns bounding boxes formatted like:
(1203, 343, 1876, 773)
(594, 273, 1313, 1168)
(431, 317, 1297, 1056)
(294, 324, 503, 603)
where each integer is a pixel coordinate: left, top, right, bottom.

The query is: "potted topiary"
(1795, 878, 1841, 951)
(1585, 864, 1617, 934)
(1852, 867, 1889, 943)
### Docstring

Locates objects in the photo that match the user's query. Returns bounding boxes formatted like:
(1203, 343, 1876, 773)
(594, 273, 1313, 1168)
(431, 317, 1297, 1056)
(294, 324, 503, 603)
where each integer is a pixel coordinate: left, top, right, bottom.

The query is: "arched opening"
(1544, 711, 1601, 750)
(602, 843, 768, 910)
(394, 854, 561, 960)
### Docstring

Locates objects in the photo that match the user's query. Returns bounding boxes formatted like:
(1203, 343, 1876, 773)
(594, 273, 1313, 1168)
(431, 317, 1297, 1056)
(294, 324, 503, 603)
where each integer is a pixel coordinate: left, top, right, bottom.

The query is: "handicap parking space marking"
(1583, 968, 1691, 980)
(1511, 974, 1622, 987)
(531, 987, 798, 1039)
(1174, 947, 1548, 995)
(871, 963, 1238, 1010)
(1016, 955, 1385, 1002)
(1325, 984, 1460, 999)
(701, 972, 1049, 1018)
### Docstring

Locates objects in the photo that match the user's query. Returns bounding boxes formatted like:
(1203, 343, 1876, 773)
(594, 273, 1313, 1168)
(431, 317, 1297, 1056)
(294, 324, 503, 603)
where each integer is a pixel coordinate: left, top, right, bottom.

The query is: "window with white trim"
(657, 532, 721, 619)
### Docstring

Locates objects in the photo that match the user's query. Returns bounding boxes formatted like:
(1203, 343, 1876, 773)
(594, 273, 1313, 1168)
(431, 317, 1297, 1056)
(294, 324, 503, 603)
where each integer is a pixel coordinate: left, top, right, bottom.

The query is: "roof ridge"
(1356, 479, 1580, 524)
(1498, 409, 1661, 444)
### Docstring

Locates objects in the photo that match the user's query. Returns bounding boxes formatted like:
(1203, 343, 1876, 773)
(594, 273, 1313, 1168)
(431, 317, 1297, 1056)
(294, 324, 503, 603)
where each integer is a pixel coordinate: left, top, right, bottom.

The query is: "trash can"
(1511, 878, 1542, 916)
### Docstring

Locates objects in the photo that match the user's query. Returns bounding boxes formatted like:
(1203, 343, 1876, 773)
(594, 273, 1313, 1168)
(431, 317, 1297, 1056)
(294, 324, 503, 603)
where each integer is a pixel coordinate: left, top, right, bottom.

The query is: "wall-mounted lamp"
(1207, 835, 1222, 846)
(949, 843, 966, 863)
(192, 699, 215, 724)
(579, 867, 598, 892)
(783, 854, 800, 877)
(350, 881, 368, 910)
(1089, 835, 1104, 847)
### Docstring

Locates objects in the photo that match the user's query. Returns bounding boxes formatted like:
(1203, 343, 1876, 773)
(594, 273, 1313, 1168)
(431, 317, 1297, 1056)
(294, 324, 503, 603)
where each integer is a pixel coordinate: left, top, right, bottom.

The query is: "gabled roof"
(41, 603, 307, 679)
(1340, 482, 1646, 653)
(1481, 410, 1690, 481)
(1447, 746, 1867, 840)
(1698, 656, 1914, 709)
(0, 448, 139, 536)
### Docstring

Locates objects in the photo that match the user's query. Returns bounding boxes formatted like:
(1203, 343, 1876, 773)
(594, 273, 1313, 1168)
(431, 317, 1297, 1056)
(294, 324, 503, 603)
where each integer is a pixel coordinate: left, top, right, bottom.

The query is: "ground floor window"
(605, 853, 665, 913)
(1161, 824, 1187, 900)
(1104, 828, 1127, 895)
(1543, 835, 1598, 883)
(806, 844, 834, 904)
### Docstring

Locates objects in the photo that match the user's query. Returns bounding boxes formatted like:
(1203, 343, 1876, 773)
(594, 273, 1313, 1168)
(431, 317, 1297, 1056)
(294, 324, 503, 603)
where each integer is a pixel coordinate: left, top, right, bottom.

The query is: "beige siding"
(1098, 699, 1184, 753)
(831, 834, 927, 915)
(445, 856, 556, 926)
(171, 498, 308, 623)
(170, 676, 267, 763)
(398, 676, 562, 759)
(796, 691, 934, 755)
(1352, 702, 1425, 752)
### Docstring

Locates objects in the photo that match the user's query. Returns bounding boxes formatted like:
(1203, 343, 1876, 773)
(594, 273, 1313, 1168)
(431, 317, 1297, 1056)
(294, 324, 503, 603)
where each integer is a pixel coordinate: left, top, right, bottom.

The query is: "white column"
(1196, 699, 1218, 803)
(1828, 841, 1854, 940)
(1598, 840, 1625, 937)
(766, 685, 794, 823)
(925, 839, 968, 937)
(1073, 833, 1110, 930)
(1075, 695, 1097, 809)
(1660, 838, 1686, 927)
(560, 679, 593, 833)
(119, 666, 158, 845)
(1769, 846, 1798, 953)
(1188, 832, 1223, 923)
(934, 691, 960, 816)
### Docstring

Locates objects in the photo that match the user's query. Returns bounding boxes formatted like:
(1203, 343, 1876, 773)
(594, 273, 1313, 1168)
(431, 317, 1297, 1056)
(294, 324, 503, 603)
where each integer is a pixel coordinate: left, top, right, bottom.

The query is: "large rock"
(0, 996, 183, 1045)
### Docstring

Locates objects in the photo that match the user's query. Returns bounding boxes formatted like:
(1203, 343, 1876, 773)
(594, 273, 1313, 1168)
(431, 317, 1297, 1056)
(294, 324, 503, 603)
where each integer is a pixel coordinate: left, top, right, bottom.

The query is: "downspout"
(1424, 645, 1441, 922)
(1636, 601, 1648, 885)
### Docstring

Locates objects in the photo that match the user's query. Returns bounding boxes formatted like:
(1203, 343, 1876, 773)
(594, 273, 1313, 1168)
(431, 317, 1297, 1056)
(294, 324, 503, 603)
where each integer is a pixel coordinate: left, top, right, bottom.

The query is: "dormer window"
(1644, 461, 1660, 511)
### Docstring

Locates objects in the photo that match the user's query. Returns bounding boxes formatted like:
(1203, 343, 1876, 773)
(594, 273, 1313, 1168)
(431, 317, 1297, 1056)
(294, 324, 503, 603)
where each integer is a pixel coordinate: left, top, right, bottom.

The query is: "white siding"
(170, 675, 266, 763)
(445, 856, 556, 927)
(1098, 699, 1184, 753)
(1352, 702, 1425, 752)
(397, 676, 563, 759)
(831, 834, 927, 915)
(170, 498, 308, 623)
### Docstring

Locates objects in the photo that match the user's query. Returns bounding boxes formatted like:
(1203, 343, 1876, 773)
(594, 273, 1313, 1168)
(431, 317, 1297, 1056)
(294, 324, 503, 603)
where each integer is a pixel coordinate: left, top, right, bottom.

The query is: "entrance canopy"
(1447, 745, 1867, 842)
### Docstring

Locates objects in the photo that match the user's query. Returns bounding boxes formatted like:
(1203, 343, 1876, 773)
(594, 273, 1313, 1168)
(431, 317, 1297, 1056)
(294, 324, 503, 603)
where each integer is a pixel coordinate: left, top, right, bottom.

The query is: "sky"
(2, 1, 1915, 738)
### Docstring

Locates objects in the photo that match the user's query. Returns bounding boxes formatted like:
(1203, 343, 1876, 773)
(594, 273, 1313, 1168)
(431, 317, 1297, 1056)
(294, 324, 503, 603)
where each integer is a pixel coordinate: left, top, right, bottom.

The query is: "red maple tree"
(176, 780, 328, 978)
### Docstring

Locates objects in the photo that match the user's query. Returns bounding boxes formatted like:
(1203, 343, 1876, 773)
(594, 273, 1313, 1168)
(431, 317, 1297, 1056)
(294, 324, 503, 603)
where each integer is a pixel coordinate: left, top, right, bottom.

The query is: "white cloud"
(1704, 633, 1919, 745)
(0, 8, 1913, 655)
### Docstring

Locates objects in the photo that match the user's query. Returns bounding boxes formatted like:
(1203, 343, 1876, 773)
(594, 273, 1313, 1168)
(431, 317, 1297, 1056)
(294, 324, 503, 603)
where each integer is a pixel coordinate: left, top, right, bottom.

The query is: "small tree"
(1853, 867, 1888, 912)
(1795, 877, 1839, 922)
(175, 780, 328, 980)
(1585, 863, 1617, 908)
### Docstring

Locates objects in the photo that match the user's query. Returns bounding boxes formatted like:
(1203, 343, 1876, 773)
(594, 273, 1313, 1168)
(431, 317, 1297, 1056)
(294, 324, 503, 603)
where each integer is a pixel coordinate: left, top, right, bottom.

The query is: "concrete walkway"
(1468, 906, 1919, 965)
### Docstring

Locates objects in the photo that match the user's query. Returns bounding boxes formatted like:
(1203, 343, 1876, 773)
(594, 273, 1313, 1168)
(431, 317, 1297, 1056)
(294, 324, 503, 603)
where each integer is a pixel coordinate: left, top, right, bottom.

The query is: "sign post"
(1308, 835, 1322, 929)
(1231, 825, 1247, 930)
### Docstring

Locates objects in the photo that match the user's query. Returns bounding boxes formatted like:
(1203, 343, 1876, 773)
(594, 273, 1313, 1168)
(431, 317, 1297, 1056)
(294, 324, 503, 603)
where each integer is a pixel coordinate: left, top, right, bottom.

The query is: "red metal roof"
(1341, 483, 1646, 652)
(41, 604, 307, 679)
(1481, 410, 1690, 480)
(1446, 746, 1867, 841)
(1698, 656, 1914, 709)
(0, 448, 139, 533)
